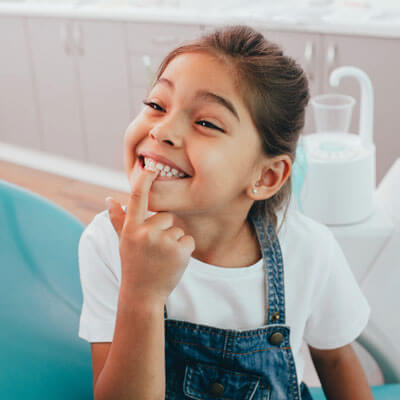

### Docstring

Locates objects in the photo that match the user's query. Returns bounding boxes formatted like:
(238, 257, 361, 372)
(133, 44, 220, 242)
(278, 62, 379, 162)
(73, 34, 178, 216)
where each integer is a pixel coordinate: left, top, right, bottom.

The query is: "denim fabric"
(163, 208, 314, 400)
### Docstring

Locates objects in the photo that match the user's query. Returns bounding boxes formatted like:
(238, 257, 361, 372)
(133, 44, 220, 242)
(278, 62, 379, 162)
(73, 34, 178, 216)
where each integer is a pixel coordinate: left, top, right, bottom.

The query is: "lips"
(138, 152, 191, 177)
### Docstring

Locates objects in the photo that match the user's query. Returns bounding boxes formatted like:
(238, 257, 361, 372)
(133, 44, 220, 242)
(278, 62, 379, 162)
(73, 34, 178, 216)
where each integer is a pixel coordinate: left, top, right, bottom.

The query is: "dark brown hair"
(152, 24, 310, 237)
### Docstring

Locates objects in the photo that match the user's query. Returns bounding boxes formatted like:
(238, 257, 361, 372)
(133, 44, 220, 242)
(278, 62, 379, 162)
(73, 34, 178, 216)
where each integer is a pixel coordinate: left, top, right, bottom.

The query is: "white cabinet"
(125, 22, 204, 117)
(0, 16, 41, 149)
(77, 20, 130, 171)
(27, 18, 86, 162)
(27, 17, 131, 170)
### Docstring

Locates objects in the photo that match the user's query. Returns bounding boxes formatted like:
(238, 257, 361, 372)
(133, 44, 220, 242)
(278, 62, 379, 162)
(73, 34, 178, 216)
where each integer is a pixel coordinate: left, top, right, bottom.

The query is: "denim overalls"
(163, 207, 314, 400)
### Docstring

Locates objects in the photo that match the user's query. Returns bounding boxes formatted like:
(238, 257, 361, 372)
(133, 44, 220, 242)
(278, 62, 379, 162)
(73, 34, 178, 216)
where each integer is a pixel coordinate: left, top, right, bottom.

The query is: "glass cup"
(311, 94, 356, 134)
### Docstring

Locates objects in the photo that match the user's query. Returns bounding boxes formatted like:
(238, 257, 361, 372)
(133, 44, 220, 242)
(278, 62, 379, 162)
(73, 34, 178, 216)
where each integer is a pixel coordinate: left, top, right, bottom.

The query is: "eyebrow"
(154, 77, 240, 122)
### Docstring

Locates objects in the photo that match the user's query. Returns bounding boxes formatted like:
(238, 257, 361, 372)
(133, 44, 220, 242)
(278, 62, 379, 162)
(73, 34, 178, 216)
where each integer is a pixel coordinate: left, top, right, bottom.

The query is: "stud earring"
(252, 181, 260, 194)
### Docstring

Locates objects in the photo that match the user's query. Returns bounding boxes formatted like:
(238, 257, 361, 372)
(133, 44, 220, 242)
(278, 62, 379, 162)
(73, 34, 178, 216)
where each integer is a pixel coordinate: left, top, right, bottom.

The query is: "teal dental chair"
(0, 179, 92, 399)
(1, 178, 400, 399)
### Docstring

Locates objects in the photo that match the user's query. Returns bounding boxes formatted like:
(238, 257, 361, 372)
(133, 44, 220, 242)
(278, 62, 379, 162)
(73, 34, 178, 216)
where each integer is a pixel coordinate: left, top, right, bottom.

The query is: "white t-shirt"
(78, 206, 370, 386)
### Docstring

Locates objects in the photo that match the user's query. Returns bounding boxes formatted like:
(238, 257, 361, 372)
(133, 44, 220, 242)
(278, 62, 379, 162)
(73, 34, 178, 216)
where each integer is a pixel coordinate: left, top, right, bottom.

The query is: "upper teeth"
(144, 157, 186, 177)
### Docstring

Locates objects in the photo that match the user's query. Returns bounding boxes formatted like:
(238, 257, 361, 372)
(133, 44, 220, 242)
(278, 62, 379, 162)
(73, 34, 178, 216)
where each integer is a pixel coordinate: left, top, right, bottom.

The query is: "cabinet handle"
(151, 35, 178, 45)
(326, 43, 337, 75)
(142, 54, 155, 86)
(73, 22, 84, 56)
(59, 22, 71, 55)
(303, 41, 314, 83)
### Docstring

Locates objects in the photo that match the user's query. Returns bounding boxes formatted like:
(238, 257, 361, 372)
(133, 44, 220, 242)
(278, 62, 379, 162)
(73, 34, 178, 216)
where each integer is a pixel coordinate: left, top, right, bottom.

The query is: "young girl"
(78, 25, 373, 399)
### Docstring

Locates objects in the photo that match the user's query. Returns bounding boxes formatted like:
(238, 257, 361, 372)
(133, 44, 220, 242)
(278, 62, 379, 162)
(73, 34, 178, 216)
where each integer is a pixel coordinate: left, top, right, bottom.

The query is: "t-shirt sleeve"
(78, 214, 120, 343)
(303, 230, 371, 349)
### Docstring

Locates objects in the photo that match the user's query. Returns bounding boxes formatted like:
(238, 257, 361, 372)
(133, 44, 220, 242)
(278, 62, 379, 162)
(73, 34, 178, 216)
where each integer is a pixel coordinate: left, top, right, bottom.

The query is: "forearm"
(94, 284, 166, 400)
(314, 347, 373, 400)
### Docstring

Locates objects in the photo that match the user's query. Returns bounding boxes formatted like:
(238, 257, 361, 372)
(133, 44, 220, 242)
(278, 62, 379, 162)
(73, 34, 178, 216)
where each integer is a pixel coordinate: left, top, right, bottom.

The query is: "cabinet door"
(76, 20, 131, 171)
(126, 22, 203, 117)
(27, 17, 86, 162)
(321, 34, 400, 184)
(0, 16, 41, 149)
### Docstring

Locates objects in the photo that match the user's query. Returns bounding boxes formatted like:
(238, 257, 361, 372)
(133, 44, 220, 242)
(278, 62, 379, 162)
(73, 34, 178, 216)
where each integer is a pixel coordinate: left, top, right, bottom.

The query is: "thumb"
(106, 197, 125, 238)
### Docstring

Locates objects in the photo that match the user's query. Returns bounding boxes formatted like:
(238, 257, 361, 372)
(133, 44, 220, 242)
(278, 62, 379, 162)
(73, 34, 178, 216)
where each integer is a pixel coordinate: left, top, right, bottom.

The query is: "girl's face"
(124, 51, 264, 216)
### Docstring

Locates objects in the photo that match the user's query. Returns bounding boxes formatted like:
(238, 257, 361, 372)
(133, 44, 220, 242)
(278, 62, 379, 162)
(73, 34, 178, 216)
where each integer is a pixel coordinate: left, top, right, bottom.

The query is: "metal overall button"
(269, 331, 284, 345)
(209, 382, 225, 395)
(271, 311, 280, 321)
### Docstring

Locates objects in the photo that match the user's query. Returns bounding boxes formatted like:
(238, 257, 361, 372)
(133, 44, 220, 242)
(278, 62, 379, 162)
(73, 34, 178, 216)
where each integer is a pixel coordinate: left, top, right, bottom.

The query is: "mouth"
(138, 155, 191, 179)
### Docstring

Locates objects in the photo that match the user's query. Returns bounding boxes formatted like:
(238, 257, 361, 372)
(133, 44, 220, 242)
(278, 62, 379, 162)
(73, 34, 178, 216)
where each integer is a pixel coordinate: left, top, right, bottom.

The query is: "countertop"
(0, 1, 400, 38)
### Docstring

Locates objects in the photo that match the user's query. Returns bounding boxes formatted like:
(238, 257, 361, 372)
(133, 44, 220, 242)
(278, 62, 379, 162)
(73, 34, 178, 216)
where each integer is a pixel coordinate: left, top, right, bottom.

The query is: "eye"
(196, 120, 225, 133)
(142, 100, 165, 112)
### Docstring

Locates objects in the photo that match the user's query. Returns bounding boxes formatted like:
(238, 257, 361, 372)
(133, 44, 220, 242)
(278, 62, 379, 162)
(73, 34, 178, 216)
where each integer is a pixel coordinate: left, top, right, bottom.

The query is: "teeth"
(143, 156, 186, 178)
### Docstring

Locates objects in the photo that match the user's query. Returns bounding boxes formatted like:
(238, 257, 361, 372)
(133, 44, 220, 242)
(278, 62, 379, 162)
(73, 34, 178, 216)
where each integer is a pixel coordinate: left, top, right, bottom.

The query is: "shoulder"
(78, 208, 121, 280)
(80, 206, 156, 260)
(81, 208, 116, 243)
(279, 208, 337, 282)
(280, 207, 334, 252)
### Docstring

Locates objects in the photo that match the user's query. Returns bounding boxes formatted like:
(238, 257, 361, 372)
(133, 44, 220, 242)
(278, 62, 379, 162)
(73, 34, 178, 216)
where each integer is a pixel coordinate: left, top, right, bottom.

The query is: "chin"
(147, 200, 170, 213)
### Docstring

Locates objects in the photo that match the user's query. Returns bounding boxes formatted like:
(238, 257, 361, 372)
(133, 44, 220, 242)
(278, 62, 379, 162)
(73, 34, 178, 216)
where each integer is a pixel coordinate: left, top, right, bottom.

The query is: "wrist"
(118, 283, 166, 312)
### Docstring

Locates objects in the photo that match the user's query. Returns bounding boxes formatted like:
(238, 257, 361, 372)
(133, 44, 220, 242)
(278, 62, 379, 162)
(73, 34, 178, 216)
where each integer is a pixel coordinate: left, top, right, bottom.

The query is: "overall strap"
(249, 208, 286, 325)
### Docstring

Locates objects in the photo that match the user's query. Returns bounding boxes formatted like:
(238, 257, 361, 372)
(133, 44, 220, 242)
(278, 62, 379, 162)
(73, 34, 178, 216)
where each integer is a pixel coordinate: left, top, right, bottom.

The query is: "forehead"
(158, 52, 240, 100)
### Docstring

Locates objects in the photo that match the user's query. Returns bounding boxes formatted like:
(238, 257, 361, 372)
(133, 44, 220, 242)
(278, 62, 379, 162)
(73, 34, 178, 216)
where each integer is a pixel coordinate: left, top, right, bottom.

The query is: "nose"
(149, 113, 185, 147)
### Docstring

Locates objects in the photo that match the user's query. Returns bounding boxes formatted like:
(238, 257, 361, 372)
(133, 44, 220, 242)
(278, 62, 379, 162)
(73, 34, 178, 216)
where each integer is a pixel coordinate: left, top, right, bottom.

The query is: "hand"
(106, 159, 195, 306)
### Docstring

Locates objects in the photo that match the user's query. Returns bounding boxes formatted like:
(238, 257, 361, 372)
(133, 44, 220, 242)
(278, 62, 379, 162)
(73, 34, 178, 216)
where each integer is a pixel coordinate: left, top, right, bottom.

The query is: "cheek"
(194, 154, 232, 189)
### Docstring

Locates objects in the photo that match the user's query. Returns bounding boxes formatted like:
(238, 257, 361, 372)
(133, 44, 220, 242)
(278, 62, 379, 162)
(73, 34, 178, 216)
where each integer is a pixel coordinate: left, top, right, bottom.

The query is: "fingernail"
(105, 197, 113, 209)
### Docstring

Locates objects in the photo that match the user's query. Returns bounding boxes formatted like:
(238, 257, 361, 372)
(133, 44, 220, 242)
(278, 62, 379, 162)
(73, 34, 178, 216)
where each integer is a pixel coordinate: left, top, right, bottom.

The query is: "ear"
(247, 155, 292, 201)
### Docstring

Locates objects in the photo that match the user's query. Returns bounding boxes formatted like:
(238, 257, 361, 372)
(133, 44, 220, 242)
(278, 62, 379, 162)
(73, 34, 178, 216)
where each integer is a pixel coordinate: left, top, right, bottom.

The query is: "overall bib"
(163, 208, 314, 400)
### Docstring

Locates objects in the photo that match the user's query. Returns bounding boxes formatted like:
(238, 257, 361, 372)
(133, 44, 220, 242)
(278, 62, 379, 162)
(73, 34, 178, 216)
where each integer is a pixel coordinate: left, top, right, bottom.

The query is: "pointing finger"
(125, 157, 160, 229)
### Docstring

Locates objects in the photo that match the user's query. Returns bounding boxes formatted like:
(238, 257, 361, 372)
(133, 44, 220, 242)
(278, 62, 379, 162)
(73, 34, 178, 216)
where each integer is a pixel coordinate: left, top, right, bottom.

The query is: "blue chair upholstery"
(1, 179, 400, 399)
(0, 179, 92, 399)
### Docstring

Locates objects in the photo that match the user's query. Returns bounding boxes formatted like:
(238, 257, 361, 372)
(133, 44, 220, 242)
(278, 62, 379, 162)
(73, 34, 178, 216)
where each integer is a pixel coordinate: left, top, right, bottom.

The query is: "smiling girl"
(78, 25, 372, 399)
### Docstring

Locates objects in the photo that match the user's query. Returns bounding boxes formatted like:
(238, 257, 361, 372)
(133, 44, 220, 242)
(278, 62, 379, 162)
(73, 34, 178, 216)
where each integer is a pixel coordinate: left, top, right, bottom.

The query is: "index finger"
(125, 158, 160, 227)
